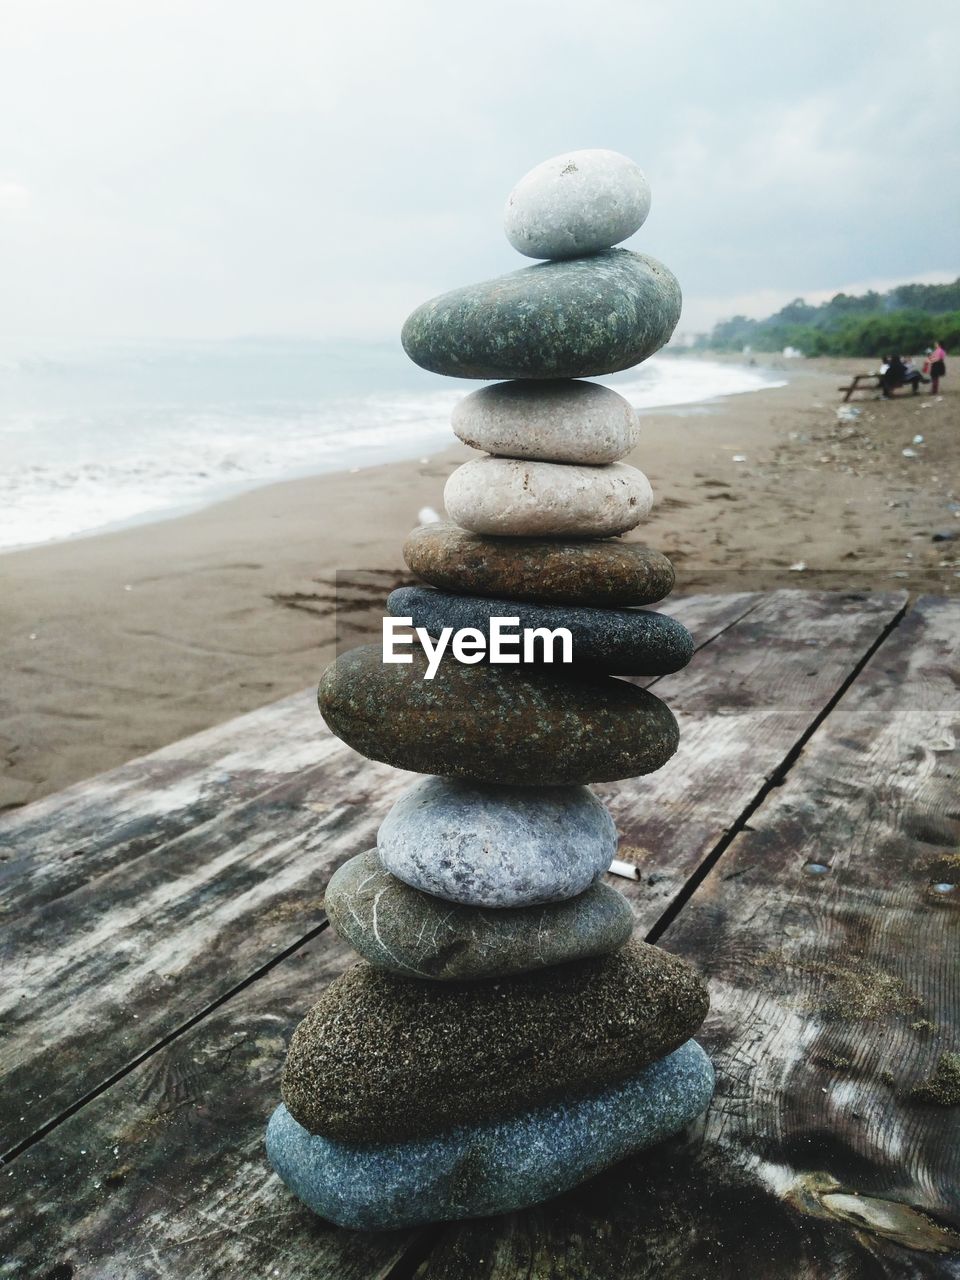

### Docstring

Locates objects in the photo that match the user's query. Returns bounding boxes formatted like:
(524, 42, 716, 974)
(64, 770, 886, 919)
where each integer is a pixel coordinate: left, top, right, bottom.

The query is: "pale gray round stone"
(504, 149, 651, 261)
(444, 457, 653, 538)
(377, 776, 618, 907)
(452, 379, 638, 464)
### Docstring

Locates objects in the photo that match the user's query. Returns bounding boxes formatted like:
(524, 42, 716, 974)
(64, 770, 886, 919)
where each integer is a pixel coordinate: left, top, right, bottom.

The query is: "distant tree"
(703, 277, 960, 356)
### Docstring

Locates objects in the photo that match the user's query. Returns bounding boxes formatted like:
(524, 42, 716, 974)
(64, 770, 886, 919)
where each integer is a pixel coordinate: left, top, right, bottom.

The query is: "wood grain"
(601, 589, 907, 928)
(0, 926, 424, 1279)
(0, 590, 932, 1280)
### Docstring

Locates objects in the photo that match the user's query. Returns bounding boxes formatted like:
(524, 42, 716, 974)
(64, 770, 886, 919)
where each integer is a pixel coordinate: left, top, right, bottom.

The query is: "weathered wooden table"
(2, 590, 959, 1279)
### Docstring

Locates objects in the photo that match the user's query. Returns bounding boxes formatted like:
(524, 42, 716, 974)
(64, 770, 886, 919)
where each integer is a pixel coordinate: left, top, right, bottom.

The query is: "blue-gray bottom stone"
(266, 1039, 714, 1230)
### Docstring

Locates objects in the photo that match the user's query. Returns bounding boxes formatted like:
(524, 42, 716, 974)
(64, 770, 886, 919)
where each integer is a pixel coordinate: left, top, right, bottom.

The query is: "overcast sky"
(2, 0, 958, 344)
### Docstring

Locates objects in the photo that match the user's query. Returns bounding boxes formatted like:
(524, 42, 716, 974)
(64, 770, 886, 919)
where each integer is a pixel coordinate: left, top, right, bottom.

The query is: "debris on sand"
(910, 1052, 960, 1106)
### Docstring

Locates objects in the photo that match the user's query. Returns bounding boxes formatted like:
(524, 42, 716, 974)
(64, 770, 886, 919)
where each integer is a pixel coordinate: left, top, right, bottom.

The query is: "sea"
(0, 338, 785, 552)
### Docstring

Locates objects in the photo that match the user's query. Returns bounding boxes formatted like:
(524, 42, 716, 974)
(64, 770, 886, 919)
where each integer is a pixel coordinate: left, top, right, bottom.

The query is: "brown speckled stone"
(403, 523, 675, 607)
(318, 644, 679, 785)
(281, 939, 709, 1142)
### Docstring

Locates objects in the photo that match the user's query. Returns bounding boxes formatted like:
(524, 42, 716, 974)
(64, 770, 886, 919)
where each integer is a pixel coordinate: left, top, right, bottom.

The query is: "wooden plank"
(0, 594, 758, 1158)
(0, 591, 756, 917)
(413, 597, 960, 1279)
(599, 589, 907, 927)
(0, 591, 918, 1277)
(0, 926, 424, 1279)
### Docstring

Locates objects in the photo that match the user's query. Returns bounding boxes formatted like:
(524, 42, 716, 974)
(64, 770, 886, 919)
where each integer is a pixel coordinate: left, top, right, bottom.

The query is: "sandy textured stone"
(388, 585, 694, 676)
(504, 149, 651, 261)
(281, 939, 710, 1142)
(318, 644, 679, 785)
(377, 776, 617, 907)
(401, 249, 681, 380)
(267, 1040, 714, 1229)
(325, 849, 634, 979)
(452, 379, 637, 464)
(403, 523, 675, 606)
(445, 458, 653, 538)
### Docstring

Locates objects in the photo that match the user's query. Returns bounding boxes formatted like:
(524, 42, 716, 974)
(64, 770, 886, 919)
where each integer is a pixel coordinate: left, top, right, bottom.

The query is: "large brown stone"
(318, 644, 679, 785)
(403, 522, 675, 607)
(281, 939, 709, 1141)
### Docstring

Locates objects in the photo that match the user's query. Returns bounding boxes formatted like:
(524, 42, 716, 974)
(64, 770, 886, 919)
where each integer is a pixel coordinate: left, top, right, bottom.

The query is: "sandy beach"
(3, 355, 957, 811)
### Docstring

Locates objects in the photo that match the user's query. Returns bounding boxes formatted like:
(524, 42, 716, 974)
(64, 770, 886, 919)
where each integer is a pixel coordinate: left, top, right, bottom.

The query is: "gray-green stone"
(325, 848, 635, 980)
(401, 249, 681, 380)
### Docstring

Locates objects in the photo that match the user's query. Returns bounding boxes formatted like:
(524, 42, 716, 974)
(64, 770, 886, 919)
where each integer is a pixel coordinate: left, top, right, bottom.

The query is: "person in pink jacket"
(928, 342, 947, 395)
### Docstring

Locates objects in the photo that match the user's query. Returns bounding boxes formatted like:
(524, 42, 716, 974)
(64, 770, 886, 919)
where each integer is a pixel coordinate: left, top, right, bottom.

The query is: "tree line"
(701, 278, 959, 357)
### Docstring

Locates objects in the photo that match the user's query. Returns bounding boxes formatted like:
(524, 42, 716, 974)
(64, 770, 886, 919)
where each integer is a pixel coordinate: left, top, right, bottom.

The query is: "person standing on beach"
(928, 341, 947, 395)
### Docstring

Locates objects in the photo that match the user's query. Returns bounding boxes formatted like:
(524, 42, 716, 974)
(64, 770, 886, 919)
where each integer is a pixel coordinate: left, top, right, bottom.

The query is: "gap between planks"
(645, 594, 909, 944)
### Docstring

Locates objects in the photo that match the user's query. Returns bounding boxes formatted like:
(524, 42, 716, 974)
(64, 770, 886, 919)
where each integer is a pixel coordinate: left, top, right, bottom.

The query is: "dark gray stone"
(377, 777, 617, 908)
(388, 585, 694, 676)
(325, 849, 635, 979)
(318, 644, 679, 785)
(401, 249, 681, 380)
(267, 1040, 715, 1230)
(281, 939, 709, 1142)
(403, 522, 676, 606)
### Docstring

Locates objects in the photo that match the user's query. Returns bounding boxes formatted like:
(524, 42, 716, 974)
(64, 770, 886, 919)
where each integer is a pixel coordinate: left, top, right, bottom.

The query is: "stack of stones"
(266, 149, 715, 1231)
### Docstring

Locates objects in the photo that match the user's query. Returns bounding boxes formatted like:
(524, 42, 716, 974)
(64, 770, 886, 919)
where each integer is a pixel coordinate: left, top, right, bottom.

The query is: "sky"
(1, 0, 958, 345)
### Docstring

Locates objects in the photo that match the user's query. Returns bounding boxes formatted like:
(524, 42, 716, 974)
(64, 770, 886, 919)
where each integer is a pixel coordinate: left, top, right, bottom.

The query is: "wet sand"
(3, 356, 956, 809)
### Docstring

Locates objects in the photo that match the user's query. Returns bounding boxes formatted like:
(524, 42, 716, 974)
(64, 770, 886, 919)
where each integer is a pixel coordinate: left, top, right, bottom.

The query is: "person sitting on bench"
(881, 353, 924, 397)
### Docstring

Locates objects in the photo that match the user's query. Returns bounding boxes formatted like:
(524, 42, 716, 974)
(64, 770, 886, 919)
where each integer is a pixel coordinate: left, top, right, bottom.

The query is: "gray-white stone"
(504, 149, 651, 261)
(378, 776, 618, 907)
(266, 1039, 715, 1230)
(452, 379, 638, 464)
(444, 457, 653, 538)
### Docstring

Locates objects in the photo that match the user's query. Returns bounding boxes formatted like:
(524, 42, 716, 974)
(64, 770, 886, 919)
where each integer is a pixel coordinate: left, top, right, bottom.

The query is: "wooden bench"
(839, 372, 882, 400)
(840, 372, 924, 401)
(2, 589, 959, 1278)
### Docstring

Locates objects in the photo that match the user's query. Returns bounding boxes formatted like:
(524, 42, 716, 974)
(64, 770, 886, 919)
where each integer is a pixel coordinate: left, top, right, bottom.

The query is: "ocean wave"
(0, 351, 783, 551)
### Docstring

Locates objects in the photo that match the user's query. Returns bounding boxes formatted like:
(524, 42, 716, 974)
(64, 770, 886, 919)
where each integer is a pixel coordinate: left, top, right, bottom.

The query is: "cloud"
(0, 177, 31, 214)
(0, 0, 957, 341)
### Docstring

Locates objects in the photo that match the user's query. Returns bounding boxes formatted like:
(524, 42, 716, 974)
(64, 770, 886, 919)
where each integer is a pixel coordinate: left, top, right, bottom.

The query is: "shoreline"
(3, 357, 957, 810)
(1, 353, 783, 556)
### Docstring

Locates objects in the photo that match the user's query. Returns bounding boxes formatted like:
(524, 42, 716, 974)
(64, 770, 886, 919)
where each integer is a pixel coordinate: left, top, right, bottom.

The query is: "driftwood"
(4, 589, 958, 1280)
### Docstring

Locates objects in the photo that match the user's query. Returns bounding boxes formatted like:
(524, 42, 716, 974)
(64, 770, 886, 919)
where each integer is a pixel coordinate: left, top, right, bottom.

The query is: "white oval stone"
(444, 457, 653, 538)
(452, 380, 638, 464)
(504, 149, 651, 261)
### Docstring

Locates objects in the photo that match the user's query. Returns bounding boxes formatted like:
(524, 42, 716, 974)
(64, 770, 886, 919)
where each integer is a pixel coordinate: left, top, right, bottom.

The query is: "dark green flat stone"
(388, 585, 694, 676)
